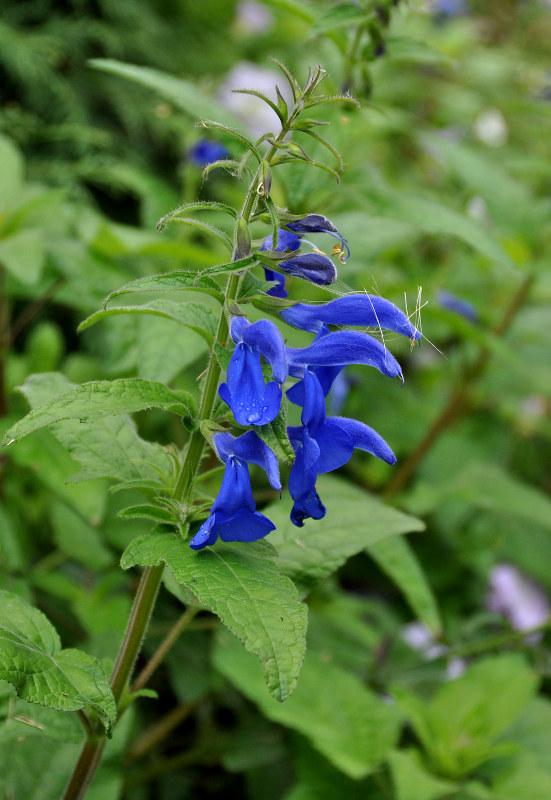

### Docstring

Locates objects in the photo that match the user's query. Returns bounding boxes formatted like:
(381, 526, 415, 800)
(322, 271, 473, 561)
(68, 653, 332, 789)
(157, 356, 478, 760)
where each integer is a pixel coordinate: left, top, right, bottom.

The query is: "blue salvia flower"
(189, 432, 280, 550)
(287, 369, 396, 526)
(286, 329, 403, 381)
(258, 214, 348, 295)
(189, 140, 230, 167)
(259, 229, 301, 298)
(219, 317, 287, 426)
(284, 214, 350, 263)
(280, 294, 421, 341)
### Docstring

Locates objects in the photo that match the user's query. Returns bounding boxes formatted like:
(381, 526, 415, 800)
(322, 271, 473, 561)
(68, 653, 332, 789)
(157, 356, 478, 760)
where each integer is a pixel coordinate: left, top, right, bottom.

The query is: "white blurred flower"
(473, 108, 508, 147)
(217, 62, 291, 137)
(487, 563, 550, 636)
(401, 622, 467, 680)
(236, 1, 274, 33)
(466, 195, 489, 223)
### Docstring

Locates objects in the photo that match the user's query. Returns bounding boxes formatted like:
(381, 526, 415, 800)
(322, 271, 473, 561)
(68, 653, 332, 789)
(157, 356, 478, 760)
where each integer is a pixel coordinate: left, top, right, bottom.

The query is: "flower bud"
(234, 217, 252, 259)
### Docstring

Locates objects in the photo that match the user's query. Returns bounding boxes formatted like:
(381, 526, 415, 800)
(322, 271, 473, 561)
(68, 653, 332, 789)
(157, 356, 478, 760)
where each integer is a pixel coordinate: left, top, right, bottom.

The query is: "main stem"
(63, 122, 292, 800)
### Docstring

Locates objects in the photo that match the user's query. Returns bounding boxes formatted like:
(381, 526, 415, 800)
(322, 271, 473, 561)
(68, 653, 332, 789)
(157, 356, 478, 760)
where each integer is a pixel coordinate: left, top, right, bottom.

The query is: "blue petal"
(281, 295, 421, 340)
(189, 140, 230, 167)
(218, 509, 276, 542)
(300, 368, 326, 433)
(288, 445, 326, 528)
(285, 215, 350, 261)
(260, 229, 302, 252)
(189, 515, 219, 550)
(311, 419, 355, 473)
(327, 417, 397, 465)
(211, 457, 255, 517)
(263, 268, 288, 298)
(287, 330, 403, 381)
(276, 252, 337, 286)
(219, 344, 282, 425)
(239, 319, 288, 384)
(213, 431, 282, 491)
(438, 291, 478, 323)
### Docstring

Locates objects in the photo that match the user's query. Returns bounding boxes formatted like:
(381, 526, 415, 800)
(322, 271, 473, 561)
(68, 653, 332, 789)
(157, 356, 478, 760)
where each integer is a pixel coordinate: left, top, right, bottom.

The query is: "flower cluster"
(191, 214, 421, 549)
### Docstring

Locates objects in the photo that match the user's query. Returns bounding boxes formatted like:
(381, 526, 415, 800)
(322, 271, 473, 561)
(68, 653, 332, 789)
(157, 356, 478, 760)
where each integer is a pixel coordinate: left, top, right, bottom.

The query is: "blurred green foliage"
(0, 0, 550, 798)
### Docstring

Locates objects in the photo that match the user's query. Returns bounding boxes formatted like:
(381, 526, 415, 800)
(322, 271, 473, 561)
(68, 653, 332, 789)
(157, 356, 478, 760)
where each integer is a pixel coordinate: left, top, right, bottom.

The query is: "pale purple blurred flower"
(236, 1, 274, 33)
(401, 622, 466, 680)
(487, 564, 550, 636)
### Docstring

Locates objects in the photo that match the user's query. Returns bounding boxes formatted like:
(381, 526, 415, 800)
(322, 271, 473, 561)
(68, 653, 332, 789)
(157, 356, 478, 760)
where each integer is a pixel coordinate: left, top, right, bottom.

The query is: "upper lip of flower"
(283, 214, 350, 263)
(280, 294, 421, 341)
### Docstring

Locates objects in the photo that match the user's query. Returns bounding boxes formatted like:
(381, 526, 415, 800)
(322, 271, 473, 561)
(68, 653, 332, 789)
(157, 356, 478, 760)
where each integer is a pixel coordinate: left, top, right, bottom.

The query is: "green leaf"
(196, 254, 256, 279)
(0, 591, 116, 731)
(18, 372, 171, 485)
(0, 230, 44, 285)
(117, 504, 175, 523)
(386, 36, 454, 67)
(121, 533, 307, 702)
(214, 633, 402, 779)
(4, 377, 197, 446)
(197, 119, 261, 159)
(104, 270, 224, 305)
(374, 191, 514, 268)
(264, 475, 425, 590)
(78, 299, 218, 345)
(89, 59, 245, 130)
(256, 401, 294, 465)
(0, 688, 83, 744)
(157, 201, 237, 230)
(394, 654, 538, 778)
(310, 3, 368, 34)
(367, 536, 442, 635)
(388, 750, 458, 800)
(0, 135, 24, 209)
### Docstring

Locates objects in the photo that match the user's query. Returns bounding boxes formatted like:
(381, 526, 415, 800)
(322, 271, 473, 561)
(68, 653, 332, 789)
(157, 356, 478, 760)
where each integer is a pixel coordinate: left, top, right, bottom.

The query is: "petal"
(211, 457, 255, 516)
(276, 252, 337, 286)
(288, 446, 326, 528)
(328, 417, 397, 465)
(213, 431, 281, 491)
(229, 316, 250, 343)
(240, 319, 288, 384)
(263, 268, 288, 298)
(291, 493, 326, 527)
(218, 509, 276, 542)
(287, 330, 403, 381)
(189, 514, 219, 550)
(222, 344, 272, 425)
(286, 215, 350, 260)
(281, 295, 421, 340)
(260, 229, 302, 252)
(300, 369, 326, 432)
(312, 419, 355, 473)
(256, 381, 283, 426)
(438, 290, 478, 323)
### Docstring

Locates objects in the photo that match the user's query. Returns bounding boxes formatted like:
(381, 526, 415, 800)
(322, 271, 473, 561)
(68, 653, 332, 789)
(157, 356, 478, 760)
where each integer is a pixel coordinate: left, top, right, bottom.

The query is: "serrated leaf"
(4, 377, 197, 446)
(121, 533, 307, 701)
(18, 373, 171, 485)
(78, 299, 218, 345)
(89, 59, 245, 130)
(104, 270, 224, 305)
(367, 536, 442, 635)
(0, 591, 116, 730)
(257, 401, 294, 464)
(214, 633, 402, 779)
(265, 475, 425, 590)
(0, 689, 83, 744)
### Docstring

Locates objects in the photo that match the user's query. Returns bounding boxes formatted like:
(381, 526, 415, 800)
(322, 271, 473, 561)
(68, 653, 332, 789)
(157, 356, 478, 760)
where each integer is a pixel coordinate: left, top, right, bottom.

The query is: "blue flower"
(213, 430, 281, 492)
(259, 229, 302, 298)
(284, 215, 350, 263)
(286, 329, 403, 381)
(281, 294, 421, 341)
(287, 369, 396, 526)
(219, 317, 287, 426)
(189, 140, 230, 167)
(189, 459, 275, 551)
(276, 251, 337, 286)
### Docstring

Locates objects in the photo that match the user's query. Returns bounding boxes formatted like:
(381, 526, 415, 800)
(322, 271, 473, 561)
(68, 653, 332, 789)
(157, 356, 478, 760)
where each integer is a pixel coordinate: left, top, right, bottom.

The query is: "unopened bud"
(234, 217, 252, 259)
(257, 161, 272, 197)
(287, 142, 309, 160)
